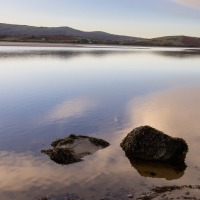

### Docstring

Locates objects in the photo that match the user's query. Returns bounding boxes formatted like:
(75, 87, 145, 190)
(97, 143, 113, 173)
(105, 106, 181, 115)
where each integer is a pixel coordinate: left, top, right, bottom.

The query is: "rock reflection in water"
(128, 158, 186, 180)
(120, 125, 187, 180)
(125, 86, 200, 182)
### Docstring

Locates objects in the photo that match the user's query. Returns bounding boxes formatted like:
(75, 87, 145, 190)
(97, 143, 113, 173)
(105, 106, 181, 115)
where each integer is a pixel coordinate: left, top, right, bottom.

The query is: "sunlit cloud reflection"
(127, 86, 200, 166)
(43, 97, 98, 123)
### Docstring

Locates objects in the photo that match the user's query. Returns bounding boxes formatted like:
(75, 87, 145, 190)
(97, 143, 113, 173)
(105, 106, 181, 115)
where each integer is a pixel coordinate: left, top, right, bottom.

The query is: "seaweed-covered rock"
(41, 134, 110, 165)
(41, 148, 81, 165)
(120, 126, 188, 163)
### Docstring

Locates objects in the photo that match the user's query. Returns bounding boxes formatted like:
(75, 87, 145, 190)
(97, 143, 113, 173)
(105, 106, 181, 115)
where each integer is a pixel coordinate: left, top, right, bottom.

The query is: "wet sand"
(38, 185, 200, 200)
(137, 185, 200, 200)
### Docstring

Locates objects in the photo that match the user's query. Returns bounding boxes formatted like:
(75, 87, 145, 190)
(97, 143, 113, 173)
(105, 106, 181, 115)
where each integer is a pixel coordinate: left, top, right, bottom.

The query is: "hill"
(0, 24, 200, 47)
(0, 23, 141, 41)
(126, 36, 200, 47)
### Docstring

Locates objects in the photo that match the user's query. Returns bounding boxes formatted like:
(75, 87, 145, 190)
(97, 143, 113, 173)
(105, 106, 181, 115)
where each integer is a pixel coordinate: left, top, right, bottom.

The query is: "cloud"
(172, 0, 200, 9)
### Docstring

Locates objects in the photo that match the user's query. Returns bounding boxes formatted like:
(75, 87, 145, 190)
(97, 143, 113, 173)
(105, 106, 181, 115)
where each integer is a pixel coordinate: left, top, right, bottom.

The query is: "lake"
(0, 45, 200, 200)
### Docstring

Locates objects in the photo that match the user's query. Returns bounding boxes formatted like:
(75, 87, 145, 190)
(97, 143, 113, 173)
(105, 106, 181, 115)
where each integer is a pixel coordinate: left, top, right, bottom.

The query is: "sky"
(0, 0, 200, 38)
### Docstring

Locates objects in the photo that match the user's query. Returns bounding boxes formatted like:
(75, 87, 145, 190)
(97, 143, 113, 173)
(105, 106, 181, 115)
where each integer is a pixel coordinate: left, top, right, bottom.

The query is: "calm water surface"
(0, 46, 200, 199)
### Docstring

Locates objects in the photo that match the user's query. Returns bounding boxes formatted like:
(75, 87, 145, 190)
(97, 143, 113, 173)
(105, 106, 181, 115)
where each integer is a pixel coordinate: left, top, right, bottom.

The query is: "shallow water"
(0, 46, 200, 199)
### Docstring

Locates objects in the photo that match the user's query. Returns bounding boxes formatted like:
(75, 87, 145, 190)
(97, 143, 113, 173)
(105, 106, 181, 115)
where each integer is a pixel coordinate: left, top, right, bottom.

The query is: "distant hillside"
(0, 24, 199, 47)
(0, 23, 141, 41)
(126, 36, 200, 47)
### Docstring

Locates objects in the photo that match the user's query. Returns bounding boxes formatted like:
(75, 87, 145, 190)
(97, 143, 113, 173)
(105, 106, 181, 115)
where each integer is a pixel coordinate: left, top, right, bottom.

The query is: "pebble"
(127, 194, 133, 198)
(185, 191, 190, 195)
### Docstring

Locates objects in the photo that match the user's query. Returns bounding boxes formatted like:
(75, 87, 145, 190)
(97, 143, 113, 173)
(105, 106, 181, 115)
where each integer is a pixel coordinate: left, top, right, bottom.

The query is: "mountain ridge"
(0, 23, 200, 47)
(0, 23, 141, 41)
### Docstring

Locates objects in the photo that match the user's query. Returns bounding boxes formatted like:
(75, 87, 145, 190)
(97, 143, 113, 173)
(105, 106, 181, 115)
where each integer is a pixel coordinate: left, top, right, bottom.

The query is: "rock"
(38, 197, 48, 200)
(41, 134, 110, 165)
(41, 148, 81, 165)
(120, 126, 188, 163)
(127, 194, 134, 198)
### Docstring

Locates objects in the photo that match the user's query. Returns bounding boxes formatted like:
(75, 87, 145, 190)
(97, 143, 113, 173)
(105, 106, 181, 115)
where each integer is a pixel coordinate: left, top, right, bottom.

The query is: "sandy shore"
(38, 185, 200, 200)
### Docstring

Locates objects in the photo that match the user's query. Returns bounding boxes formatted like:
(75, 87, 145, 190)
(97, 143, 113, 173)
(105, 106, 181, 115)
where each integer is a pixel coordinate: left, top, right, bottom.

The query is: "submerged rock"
(41, 134, 110, 165)
(120, 126, 188, 163)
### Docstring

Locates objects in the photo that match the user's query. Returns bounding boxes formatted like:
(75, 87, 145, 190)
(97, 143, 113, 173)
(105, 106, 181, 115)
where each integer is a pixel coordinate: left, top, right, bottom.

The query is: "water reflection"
(129, 159, 186, 180)
(0, 47, 199, 60)
(43, 97, 98, 123)
(127, 86, 200, 173)
(0, 48, 137, 60)
(153, 49, 200, 58)
(0, 146, 141, 200)
(0, 47, 200, 199)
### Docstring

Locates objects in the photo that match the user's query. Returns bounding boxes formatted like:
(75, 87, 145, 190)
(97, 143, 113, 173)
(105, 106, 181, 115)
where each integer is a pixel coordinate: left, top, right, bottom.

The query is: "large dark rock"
(120, 126, 188, 163)
(41, 134, 110, 165)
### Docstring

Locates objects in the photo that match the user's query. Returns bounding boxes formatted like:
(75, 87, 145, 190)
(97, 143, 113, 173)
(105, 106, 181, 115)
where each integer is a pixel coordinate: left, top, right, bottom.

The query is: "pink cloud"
(173, 0, 200, 9)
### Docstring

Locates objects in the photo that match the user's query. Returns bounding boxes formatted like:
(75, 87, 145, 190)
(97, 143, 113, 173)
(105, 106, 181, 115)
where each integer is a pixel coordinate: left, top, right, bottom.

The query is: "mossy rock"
(42, 134, 110, 165)
(41, 148, 81, 165)
(121, 126, 188, 163)
(51, 135, 76, 148)
(51, 134, 110, 148)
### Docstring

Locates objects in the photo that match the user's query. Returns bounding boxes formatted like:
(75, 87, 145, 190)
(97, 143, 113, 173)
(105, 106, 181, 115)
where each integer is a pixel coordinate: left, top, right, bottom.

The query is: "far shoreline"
(0, 41, 96, 48)
(0, 41, 139, 49)
(0, 41, 142, 49)
(0, 41, 200, 49)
